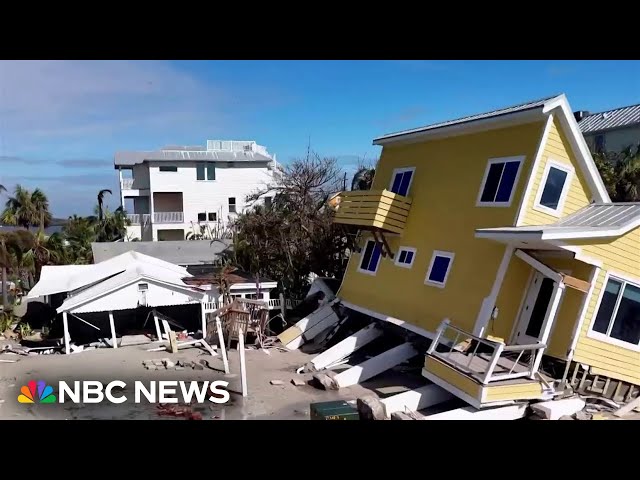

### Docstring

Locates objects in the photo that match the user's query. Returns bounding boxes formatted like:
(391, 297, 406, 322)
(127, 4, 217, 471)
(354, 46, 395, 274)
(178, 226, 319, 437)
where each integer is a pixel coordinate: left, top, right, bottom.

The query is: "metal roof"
(91, 240, 232, 265)
(578, 103, 640, 134)
(476, 203, 640, 240)
(374, 94, 560, 142)
(114, 149, 273, 167)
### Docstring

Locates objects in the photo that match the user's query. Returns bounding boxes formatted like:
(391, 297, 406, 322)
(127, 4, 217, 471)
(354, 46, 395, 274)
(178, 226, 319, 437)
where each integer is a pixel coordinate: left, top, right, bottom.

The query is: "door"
(514, 272, 556, 345)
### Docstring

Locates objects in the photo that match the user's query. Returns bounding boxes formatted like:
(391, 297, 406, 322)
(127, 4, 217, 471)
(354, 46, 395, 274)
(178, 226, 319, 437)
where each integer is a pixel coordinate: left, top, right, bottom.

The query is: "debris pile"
(143, 358, 209, 371)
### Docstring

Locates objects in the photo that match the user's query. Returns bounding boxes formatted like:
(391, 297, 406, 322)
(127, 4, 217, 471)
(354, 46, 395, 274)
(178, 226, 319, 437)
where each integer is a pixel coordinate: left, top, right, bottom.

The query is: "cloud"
(0, 155, 41, 165)
(547, 64, 576, 78)
(57, 158, 112, 169)
(376, 106, 427, 128)
(0, 60, 232, 146)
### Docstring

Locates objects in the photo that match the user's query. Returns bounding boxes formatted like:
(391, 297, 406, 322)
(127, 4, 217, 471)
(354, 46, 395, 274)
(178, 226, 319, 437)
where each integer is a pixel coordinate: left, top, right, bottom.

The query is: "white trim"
(532, 159, 575, 218)
(473, 245, 514, 336)
(568, 265, 600, 357)
(586, 270, 640, 352)
(515, 114, 554, 226)
(514, 249, 563, 283)
(357, 239, 382, 276)
(424, 250, 455, 288)
(476, 156, 525, 208)
(553, 244, 603, 268)
(475, 220, 640, 241)
(542, 95, 610, 203)
(508, 269, 535, 344)
(394, 246, 417, 269)
(229, 282, 278, 290)
(389, 167, 416, 196)
(339, 300, 436, 340)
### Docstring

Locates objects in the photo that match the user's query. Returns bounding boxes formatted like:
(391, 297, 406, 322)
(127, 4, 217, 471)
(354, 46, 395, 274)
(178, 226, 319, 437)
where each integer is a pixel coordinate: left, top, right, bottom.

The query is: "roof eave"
(373, 107, 546, 146)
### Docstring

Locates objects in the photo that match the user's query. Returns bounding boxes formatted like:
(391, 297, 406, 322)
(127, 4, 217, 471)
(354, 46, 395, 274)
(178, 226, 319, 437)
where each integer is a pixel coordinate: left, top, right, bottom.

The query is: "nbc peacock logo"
(18, 380, 57, 404)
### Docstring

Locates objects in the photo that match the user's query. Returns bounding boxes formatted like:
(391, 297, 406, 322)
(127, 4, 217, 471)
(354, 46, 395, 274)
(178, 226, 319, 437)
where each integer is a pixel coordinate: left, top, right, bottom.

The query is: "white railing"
(203, 298, 301, 313)
(153, 211, 184, 223)
(427, 319, 546, 385)
(126, 213, 151, 225)
(122, 178, 134, 189)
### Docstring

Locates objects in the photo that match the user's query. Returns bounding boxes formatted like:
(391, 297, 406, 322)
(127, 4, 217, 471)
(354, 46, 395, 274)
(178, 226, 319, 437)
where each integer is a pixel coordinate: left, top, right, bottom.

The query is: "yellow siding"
(522, 117, 592, 226)
(569, 229, 640, 385)
(339, 121, 545, 334)
(490, 256, 531, 340)
(483, 382, 544, 402)
(424, 356, 480, 398)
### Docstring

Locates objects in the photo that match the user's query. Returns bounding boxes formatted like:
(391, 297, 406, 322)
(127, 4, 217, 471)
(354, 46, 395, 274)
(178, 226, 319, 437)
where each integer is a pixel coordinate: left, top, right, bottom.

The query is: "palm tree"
(94, 206, 129, 242)
(1, 185, 52, 229)
(63, 215, 96, 264)
(593, 143, 640, 202)
(97, 189, 112, 221)
(24, 230, 65, 282)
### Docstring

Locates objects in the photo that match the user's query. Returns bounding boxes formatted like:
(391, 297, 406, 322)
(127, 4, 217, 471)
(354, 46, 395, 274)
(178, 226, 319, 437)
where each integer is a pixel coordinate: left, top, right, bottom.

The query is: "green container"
(310, 400, 359, 420)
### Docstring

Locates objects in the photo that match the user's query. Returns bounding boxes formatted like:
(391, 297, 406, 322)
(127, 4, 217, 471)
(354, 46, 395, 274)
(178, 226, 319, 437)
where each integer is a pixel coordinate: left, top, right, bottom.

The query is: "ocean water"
(0, 225, 63, 235)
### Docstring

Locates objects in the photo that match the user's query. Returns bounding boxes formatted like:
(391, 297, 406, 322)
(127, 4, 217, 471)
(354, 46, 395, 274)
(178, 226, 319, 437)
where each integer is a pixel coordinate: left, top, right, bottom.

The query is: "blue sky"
(0, 60, 638, 217)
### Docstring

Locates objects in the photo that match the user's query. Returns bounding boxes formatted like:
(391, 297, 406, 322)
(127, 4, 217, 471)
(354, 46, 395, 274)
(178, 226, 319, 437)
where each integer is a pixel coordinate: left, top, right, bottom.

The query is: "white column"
(62, 311, 71, 355)
(108, 311, 117, 349)
(216, 317, 230, 374)
(118, 168, 124, 208)
(200, 302, 207, 338)
(153, 312, 162, 340)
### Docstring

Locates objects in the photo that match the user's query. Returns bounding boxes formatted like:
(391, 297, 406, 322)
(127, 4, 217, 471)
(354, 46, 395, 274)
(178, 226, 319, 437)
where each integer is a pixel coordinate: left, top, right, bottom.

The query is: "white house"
(115, 140, 279, 241)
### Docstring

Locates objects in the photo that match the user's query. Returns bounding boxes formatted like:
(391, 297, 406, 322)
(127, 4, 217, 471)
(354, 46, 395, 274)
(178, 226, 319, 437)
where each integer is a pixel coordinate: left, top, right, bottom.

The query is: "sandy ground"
(0, 339, 413, 420)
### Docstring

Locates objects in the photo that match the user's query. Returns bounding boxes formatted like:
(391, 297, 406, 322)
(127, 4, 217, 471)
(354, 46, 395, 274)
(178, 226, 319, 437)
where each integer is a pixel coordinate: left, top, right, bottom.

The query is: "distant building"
(575, 103, 640, 154)
(115, 140, 279, 241)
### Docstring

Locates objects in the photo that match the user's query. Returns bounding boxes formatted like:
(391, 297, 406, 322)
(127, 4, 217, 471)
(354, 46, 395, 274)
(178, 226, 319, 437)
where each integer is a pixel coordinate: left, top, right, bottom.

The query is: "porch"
(423, 247, 595, 408)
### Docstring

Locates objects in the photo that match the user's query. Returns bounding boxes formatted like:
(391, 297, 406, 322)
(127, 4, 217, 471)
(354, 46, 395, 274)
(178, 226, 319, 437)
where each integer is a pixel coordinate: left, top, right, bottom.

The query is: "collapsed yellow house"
(332, 94, 640, 409)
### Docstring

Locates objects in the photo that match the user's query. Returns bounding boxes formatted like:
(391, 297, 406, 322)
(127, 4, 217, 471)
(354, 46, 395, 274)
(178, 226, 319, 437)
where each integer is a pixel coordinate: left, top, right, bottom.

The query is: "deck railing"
(202, 297, 301, 313)
(333, 189, 412, 235)
(126, 213, 151, 225)
(121, 178, 134, 189)
(153, 211, 184, 223)
(427, 319, 546, 384)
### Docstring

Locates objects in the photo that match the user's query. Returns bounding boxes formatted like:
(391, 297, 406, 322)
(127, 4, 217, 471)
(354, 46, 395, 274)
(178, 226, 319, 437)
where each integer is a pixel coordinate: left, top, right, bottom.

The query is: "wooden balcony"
(422, 320, 556, 408)
(333, 189, 412, 235)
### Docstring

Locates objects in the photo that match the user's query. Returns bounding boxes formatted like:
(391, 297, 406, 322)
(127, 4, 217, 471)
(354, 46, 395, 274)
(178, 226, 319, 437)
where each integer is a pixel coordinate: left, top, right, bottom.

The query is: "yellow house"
(334, 94, 640, 409)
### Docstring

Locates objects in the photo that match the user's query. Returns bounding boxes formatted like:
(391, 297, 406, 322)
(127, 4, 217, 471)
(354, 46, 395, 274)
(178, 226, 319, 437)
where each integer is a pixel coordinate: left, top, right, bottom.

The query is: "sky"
(0, 60, 638, 217)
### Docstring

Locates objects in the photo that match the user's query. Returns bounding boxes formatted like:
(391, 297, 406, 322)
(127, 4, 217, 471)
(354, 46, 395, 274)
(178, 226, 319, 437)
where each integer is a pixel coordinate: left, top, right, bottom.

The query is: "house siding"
(522, 117, 593, 226)
(568, 229, 640, 385)
(338, 121, 544, 334)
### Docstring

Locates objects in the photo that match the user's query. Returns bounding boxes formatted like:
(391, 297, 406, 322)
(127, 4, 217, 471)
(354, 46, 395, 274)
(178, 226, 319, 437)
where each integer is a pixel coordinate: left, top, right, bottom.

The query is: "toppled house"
(284, 94, 640, 417)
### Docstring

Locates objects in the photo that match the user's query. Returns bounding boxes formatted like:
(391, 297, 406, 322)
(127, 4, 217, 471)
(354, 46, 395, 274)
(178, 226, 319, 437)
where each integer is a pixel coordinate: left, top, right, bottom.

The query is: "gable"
(518, 115, 596, 226)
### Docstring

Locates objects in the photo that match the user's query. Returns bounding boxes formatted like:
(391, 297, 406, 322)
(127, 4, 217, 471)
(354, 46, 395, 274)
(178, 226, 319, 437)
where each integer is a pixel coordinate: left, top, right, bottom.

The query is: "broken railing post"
(153, 311, 162, 341)
(215, 317, 230, 374)
(279, 293, 286, 318)
(200, 302, 207, 338)
(108, 311, 117, 349)
(238, 326, 248, 397)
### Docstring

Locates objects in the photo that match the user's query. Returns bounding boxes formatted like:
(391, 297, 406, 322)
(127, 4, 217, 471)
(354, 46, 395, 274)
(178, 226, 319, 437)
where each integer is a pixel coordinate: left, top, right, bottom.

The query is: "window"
(138, 283, 149, 291)
(590, 275, 640, 349)
(208, 212, 217, 221)
(358, 239, 382, 275)
(389, 167, 415, 196)
(594, 134, 605, 154)
(196, 162, 216, 181)
(394, 247, 416, 268)
(229, 197, 237, 213)
(197, 212, 206, 222)
(534, 160, 573, 216)
(477, 156, 524, 206)
(264, 197, 272, 208)
(425, 251, 455, 288)
(159, 165, 178, 172)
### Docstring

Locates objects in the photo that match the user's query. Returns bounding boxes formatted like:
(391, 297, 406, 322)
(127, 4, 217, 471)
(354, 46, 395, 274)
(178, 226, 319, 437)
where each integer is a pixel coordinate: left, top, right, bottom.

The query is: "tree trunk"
(1, 267, 8, 309)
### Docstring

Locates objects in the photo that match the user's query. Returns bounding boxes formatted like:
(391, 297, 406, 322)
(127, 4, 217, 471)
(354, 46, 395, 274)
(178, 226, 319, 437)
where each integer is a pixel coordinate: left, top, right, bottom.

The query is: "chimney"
(573, 110, 590, 122)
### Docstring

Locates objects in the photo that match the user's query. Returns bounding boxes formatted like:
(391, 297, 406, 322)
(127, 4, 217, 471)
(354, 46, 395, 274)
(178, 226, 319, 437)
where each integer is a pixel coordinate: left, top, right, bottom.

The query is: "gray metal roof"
(578, 103, 640, 134)
(91, 240, 232, 266)
(374, 94, 560, 142)
(114, 149, 273, 167)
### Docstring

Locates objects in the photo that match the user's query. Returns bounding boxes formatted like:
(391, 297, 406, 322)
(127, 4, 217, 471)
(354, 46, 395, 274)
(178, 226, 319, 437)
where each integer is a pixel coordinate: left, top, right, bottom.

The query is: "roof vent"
(573, 110, 590, 122)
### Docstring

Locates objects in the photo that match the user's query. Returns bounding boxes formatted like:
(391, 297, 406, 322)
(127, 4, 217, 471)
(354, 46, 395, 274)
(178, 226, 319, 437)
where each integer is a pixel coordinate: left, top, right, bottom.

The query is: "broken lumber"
(310, 323, 381, 371)
(277, 302, 340, 350)
(614, 396, 640, 418)
(380, 384, 454, 418)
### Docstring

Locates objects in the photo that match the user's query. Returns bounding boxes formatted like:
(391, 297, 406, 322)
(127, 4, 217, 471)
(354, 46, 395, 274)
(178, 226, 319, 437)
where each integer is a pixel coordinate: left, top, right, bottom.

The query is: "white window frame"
(476, 156, 525, 208)
(587, 270, 640, 352)
(389, 167, 416, 197)
(533, 159, 574, 218)
(424, 250, 455, 288)
(357, 239, 382, 276)
(394, 247, 417, 269)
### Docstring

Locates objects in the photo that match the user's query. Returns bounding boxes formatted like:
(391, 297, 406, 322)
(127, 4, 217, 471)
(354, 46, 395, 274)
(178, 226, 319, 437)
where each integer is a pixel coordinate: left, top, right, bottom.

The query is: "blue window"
(478, 157, 523, 206)
(395, 247, 416, 268)
(390, 168, 415, 196)
(425, 251, 455, 288)
(535, 161, 573, 214)
(359, 240, 382, 274)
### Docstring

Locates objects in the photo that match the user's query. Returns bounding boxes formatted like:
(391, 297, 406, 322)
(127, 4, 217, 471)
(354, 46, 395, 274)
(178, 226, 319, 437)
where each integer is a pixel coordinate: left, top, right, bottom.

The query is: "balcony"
(422, 320, 555, 408)
(153, 211, 184, 223)
(333, 189, 412, 235)
(126, 214, 151, 225)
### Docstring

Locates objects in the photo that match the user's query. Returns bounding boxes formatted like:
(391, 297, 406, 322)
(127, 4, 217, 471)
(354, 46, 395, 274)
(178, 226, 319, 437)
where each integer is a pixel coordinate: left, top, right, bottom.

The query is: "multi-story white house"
(115, 140, 279, 241)
(575, 103, 640, 154)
